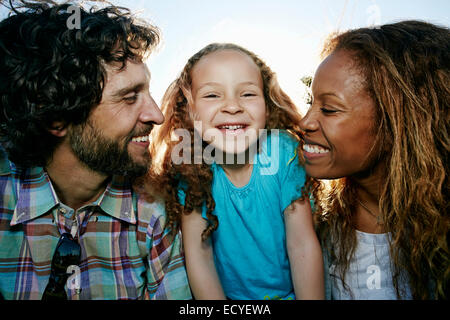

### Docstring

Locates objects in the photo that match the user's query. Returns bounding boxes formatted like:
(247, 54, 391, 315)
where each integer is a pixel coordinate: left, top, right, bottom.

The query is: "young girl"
(151, 43, 324, 300)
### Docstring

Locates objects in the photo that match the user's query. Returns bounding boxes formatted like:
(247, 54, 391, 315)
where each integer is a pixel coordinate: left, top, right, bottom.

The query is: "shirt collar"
(0, 146, 11, 175)
(11, 167, 137, 226)
(11, 166, 59, 225)
(95, 175, 137, 225)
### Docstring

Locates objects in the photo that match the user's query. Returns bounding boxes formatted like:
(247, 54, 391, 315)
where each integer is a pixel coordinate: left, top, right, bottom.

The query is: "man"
(0, 1, 191, 299)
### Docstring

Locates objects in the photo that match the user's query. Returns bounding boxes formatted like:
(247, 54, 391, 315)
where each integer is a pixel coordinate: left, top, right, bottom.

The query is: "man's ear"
(48, 121, 68, 137)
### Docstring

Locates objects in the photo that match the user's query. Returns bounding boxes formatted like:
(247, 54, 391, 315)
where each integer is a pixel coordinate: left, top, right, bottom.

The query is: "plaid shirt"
(0, 148, 192, 300)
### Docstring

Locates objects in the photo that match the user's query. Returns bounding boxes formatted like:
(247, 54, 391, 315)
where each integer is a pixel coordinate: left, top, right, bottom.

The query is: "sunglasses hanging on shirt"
(42, 233, 81, 300)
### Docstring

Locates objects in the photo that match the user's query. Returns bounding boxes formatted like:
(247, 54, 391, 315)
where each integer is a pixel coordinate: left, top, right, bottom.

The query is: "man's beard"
(68, 122, 150, 179)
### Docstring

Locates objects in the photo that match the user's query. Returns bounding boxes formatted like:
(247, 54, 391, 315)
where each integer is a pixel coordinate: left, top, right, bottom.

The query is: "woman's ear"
(47, 121, 68, 137)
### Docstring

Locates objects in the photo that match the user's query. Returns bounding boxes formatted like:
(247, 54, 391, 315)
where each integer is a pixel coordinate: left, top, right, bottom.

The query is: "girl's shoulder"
(257, 130, 304, 180)
(263, 129, 300, 164)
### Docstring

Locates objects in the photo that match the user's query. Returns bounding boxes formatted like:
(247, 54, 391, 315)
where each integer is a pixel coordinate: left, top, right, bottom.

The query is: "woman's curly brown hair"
(150, 43, 315, 240)
(315, 20, 449, 299)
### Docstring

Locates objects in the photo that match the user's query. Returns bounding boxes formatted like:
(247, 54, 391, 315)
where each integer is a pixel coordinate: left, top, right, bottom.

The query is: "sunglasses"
(42, 233, 81, 300)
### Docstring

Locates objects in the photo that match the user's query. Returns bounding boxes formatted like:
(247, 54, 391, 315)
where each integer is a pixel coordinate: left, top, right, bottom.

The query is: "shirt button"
(124, 211, 129, 216)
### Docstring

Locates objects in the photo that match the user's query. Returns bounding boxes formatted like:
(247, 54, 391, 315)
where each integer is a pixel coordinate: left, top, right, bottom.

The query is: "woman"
(300, 20, 449, 299)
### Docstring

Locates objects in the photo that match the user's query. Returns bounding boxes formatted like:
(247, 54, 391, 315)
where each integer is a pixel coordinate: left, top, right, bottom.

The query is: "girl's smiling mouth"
(216, 123, 249, 135)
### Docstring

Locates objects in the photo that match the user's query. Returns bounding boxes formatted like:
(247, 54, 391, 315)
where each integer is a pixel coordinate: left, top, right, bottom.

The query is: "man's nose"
(140, 94, 164, 125)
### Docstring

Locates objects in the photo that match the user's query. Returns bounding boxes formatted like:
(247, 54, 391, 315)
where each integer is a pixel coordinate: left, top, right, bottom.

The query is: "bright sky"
(1, 0, 449, 114)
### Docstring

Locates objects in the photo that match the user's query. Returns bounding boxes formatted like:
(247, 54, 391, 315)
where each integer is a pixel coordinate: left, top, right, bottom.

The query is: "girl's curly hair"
(315, 20, 449, 299)
(150, 43, 314, 240)
(0, 1, 160, 167)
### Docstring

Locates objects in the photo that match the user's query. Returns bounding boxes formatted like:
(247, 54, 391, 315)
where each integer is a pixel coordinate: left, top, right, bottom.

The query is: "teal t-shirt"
(179, 130, 306, 299)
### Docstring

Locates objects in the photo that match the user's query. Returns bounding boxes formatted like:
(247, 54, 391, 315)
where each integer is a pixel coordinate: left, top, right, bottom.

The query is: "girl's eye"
(242, 92, 256, 97)
(204, 93, 219, 98)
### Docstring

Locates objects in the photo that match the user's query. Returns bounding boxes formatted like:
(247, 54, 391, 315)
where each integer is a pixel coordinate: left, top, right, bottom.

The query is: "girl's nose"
(221, 97, 243, 114)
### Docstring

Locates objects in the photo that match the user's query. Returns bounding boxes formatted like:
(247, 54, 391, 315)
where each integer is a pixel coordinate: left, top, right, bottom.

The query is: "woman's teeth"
(132, 135, 149, 142)
(303, 144, 329, 154)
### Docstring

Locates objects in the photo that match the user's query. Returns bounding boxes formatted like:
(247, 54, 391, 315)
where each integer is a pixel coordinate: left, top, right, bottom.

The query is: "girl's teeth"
(303, 144, 329, 154)
(220, 125, 244, 130)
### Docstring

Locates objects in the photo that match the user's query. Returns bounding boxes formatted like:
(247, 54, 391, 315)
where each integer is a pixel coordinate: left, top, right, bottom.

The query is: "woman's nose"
(299, 107, 319, 132)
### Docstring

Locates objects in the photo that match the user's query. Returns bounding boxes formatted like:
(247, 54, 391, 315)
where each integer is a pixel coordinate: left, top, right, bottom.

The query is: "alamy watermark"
(67, 265, 81, 294)
(66, 5, 81, 30)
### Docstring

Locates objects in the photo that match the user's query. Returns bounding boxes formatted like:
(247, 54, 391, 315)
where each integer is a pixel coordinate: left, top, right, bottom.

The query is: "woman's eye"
(320, 107, 337, 114)
(242, 92, 256, 97)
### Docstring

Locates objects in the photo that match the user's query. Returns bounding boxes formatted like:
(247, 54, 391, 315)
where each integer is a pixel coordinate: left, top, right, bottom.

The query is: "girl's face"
(190, 49, 266, 156)
(299, 50, 379, 179)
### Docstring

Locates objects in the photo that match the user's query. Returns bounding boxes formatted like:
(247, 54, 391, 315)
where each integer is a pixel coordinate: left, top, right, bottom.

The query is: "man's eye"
(123, 93, 139, 103)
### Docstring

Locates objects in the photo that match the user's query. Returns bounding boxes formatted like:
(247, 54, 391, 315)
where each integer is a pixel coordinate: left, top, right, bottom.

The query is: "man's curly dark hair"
(0, 0, 160, 167)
